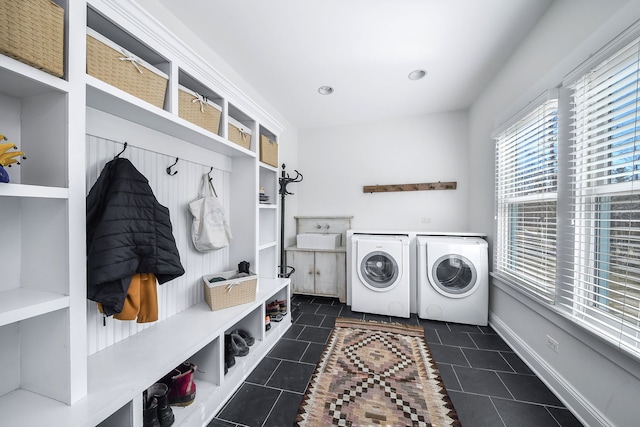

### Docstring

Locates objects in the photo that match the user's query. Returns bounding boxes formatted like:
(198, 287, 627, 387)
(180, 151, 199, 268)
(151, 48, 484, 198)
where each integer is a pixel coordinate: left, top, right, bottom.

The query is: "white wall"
(469, 0, 640, 426)
(135, 0, 301, 260)
(297, 112, 469, 232)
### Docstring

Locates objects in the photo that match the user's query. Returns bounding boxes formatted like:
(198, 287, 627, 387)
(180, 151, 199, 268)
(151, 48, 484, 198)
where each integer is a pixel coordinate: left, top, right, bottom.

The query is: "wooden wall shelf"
(363, 181, 457, 193)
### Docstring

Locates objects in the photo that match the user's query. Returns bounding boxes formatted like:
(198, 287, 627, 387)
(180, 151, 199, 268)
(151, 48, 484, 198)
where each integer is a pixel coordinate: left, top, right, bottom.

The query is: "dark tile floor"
(209, 295, 584, 427)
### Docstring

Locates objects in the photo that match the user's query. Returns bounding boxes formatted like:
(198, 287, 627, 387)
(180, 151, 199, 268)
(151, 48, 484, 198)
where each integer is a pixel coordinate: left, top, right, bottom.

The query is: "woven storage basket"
(86, 28, 168, 109)
(0, 0, 64, 77)
(227, 116, 252, 150)
(202, 270, 257, 311)
(260, 135, 278, 167)
(179, 86, 222, 134)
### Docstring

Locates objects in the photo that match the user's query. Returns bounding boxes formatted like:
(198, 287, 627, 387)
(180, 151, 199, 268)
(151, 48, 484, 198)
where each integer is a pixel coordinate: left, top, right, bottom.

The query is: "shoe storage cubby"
(0, 0, 288, 425)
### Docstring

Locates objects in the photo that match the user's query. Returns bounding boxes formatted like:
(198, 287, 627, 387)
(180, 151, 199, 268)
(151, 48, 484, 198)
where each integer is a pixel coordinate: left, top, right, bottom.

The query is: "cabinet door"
(289, 251, 315, 294)
(315, 252, 341, 297)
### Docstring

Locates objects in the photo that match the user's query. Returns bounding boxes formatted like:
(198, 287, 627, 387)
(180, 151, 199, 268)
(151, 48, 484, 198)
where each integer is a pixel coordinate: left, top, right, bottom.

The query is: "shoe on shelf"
(143, 394, 159, 427)
(146, 383, 174, 426)
(265, 315, 271, 331)
(266, 301, 280, 316)
(229, 332, 250, 356)
(232, 328, 254, 346)
(275, 299, 288, 315)
(160, 362, 197, 407)
(225, 334, 236, 369)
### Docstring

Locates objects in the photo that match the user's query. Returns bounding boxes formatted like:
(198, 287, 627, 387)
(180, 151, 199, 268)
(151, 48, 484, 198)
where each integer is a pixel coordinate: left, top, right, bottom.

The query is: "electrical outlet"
(546, 335, 559, 353)
(421, 217, 431, 223)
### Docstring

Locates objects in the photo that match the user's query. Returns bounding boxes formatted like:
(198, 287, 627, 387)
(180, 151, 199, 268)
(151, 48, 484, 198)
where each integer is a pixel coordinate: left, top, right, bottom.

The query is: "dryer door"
(359, 251, 399, 291)
(431, 254, 478, 297)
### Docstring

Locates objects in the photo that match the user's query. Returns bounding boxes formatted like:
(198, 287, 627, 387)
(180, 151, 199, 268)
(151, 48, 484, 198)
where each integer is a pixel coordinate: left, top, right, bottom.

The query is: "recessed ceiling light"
(318, 86, 334, 95)
(408, 69, 427, 80)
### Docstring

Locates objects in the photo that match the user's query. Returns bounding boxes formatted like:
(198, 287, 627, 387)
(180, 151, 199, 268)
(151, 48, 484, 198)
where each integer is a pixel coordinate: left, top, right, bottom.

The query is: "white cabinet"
(288, 249, 347, 301)
(0, 0, 287, 425)
(285, 216, 352, 302)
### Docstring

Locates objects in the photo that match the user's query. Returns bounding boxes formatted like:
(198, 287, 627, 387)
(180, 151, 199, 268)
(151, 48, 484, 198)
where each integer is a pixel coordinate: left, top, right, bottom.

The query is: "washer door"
(431, 254, 477, 297)
(359, 250, 399, 291)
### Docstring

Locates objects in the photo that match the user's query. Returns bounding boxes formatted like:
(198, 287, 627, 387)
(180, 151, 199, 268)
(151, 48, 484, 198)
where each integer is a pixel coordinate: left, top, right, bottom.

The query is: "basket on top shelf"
(202, 270, 257, 311)
(86, 28, 168, 109)
(260, 135, 278, 167)
(178, 85, 222, 134)
(0, 0, 64, 77)
(227, 116, 252, 150)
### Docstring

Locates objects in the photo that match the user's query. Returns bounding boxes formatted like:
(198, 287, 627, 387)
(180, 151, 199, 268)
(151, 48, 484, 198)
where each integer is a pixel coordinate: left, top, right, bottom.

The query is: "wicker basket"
(202, 270, 257, 311)
(0, 0, 64, 77)
(179, 86, 222, 134)
(86, 28, 168, 109)
(228, 116, 252, 150)
(260, 135, 278, 167)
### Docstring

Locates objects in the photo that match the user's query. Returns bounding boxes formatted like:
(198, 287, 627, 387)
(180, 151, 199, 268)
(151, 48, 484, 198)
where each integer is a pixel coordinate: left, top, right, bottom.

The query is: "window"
(564, 36, 640, 356)
(494, 99, 559, 302)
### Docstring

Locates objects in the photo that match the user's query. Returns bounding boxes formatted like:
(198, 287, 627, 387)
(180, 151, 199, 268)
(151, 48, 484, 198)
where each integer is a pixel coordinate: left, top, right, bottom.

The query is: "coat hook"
(208, 166, 213, 181)
(166, 157, 179, 175)
(114, 142, 128, 159)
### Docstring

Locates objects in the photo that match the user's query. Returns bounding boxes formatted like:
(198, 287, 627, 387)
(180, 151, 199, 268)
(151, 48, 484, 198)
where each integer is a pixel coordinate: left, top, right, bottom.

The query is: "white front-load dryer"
(416, 236, 489, 326)
(351, 234, 410, 318)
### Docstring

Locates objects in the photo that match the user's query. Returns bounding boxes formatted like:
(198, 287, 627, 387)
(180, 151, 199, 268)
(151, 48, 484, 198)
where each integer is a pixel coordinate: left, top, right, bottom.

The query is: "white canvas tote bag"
(189, 174, 232, 251)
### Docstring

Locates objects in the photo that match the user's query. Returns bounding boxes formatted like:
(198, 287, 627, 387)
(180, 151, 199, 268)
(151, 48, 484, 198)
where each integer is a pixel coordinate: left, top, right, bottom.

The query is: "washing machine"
(350, 234, 410, 318)
(416, 236, 489, 326)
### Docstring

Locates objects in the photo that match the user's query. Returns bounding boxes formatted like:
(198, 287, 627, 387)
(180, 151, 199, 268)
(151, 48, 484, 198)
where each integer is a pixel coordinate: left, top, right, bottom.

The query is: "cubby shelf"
(0, 0, 285, 424)
(0, 289, 70, 327)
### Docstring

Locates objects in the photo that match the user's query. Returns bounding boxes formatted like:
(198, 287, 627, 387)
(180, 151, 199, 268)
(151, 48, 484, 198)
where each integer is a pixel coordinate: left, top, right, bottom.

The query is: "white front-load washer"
(350, 234, 410, 318)
(416, 236, 489, 326)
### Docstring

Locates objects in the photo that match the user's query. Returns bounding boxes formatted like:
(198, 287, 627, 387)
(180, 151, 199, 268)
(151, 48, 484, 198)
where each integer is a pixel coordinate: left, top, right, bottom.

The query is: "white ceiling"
(156, 0, 554, 130)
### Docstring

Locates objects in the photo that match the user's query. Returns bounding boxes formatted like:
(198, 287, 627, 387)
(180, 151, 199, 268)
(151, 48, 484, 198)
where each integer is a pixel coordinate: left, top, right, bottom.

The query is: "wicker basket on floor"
(179, 86, 222, 134)
(202, 271, 257, 311)
(86, 28, 168, 109)
(0, 0, 64, 77)
(227, 116, 252, 150)
(260, 135, 278, 167)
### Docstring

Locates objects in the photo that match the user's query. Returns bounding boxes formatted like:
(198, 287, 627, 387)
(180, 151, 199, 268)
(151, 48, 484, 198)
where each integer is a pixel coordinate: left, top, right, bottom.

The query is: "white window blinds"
(564, 36, 640, 357)
(494, 100, 559, 302)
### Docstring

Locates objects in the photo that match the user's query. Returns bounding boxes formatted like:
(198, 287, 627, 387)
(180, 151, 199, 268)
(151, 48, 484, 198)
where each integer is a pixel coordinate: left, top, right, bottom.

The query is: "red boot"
(161, 362, 197, 407)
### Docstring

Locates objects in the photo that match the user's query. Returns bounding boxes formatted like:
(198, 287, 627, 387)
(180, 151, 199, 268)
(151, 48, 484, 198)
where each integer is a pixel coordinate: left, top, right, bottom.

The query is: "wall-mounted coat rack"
(363, 181, 457, 193)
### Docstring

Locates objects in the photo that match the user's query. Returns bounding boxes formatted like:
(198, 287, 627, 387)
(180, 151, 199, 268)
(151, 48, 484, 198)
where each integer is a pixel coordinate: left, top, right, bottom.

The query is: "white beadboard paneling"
(86, 135, 230, 355)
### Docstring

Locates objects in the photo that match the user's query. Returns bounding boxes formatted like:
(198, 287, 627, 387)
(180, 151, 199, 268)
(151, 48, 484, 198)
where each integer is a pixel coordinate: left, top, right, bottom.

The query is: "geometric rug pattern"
(296, 318, 461, 427)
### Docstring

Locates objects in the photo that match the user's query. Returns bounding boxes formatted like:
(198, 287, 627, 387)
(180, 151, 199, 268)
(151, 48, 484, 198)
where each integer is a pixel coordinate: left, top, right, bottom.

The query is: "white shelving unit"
(0, 0, 287, 425)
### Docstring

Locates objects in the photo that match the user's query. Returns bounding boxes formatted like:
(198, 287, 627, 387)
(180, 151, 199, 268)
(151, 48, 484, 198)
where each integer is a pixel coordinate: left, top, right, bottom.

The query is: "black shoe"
(225, 335, 236, 368)
(233, 328, 254, 346)
(230, 333, 249, 356)
(147, 383, 174, 426)
(143, 394, 160, 427)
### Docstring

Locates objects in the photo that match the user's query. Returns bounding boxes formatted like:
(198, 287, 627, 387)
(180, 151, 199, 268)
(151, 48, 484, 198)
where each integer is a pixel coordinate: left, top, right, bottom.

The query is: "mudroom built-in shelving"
(0, 0, 288, 425)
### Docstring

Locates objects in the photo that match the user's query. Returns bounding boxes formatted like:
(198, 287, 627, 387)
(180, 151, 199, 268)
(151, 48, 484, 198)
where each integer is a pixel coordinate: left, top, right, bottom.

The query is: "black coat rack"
(279, 163, 303, 278)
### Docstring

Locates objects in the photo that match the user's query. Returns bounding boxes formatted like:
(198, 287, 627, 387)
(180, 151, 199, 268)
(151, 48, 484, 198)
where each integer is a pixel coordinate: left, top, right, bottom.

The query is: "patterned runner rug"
(296, 318, 461, 427)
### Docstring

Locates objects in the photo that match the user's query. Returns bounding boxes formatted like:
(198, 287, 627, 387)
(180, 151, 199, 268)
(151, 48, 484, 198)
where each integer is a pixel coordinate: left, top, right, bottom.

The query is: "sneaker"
(225, 335, 236, 369)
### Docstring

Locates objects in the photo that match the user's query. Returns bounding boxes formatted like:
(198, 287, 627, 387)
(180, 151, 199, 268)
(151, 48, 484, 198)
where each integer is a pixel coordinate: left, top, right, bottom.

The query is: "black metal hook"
(166, 157, 179, 175)
(207, 166, 213, 181)
(279, 163, 303, 196)
(114, 142, 128, 159)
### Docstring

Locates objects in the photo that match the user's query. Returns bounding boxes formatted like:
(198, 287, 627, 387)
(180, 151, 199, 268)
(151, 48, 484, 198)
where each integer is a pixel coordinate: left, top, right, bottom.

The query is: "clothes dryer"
(416, 236, 488, 326)
(350, 234, 410, 318)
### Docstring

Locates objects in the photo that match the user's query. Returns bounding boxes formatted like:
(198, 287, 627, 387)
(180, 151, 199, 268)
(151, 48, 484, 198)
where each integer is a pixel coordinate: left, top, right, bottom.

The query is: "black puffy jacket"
(86, 158, 185, 316)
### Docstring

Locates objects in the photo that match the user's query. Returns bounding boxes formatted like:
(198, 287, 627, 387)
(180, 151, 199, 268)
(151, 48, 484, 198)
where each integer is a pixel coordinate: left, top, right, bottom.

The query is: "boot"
(161, 362, 197, 407)
(143, 392, 160, 427)
(225, 334, 236, 369)
(147, 383, 174, 426)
